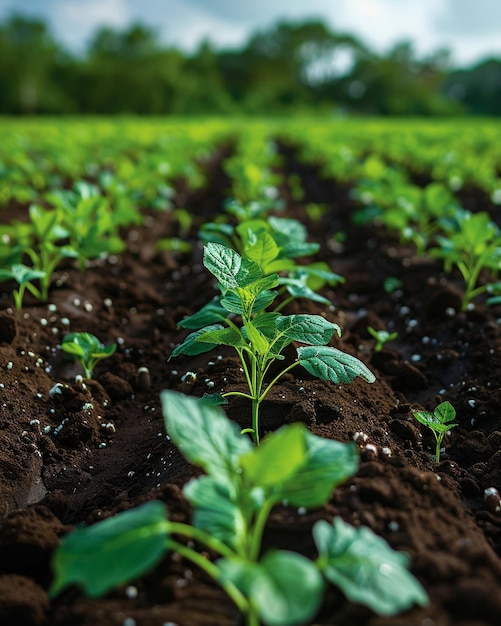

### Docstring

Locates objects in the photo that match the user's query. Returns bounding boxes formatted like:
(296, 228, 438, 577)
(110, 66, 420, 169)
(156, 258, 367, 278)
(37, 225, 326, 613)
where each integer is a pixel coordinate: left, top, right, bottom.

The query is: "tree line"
(1, 14, 500, 116)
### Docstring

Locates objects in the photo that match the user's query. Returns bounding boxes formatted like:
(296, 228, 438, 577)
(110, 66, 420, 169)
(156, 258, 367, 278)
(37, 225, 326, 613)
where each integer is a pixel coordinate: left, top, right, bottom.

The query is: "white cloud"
(154, 0, 252, 50)
(2, 0, 501, 65)
(52, 0, 130, 51)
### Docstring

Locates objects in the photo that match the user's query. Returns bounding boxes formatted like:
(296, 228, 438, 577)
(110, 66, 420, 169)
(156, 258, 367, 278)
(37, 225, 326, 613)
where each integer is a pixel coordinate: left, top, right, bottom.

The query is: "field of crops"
(1, 117, 501, 626)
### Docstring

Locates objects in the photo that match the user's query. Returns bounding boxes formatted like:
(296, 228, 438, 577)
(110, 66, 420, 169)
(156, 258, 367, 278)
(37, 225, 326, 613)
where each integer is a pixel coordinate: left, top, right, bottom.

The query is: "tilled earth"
(0, 146, 500, 626)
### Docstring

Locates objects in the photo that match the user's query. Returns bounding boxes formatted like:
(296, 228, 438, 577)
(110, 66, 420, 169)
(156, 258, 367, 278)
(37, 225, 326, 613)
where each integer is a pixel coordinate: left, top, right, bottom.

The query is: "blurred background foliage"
(0, 13, 500, 116)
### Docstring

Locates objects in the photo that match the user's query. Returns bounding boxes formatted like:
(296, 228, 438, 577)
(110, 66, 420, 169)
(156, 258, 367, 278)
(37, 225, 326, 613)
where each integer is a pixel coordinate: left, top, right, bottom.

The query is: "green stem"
(223, 391, 255, 401)
(259, 360, 301, 404)
(248, 499, 273, 561)
(167, 539, 249, 616)
(13, 287, 24, 310)
(435, 436, 441, 463)
(167, 521, 237, 560)
(273, 295, 294, 313)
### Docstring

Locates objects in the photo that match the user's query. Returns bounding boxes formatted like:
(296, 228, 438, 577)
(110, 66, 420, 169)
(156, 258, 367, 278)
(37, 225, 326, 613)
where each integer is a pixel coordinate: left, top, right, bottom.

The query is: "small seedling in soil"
(367, 326, 398, 352)
(430, 211, 501, 310)
(171, 243, 375, 444)
(0, 264, 46, 310)
(50, 391, 428, 626)
(61, 332, 116, 379)
(412, 401, 458, 462)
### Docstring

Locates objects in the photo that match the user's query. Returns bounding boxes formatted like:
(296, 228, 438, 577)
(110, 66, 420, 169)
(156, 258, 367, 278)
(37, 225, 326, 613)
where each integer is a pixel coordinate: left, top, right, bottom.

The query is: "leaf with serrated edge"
(203, 243, 262, 289)
(276, 314, 339, 345)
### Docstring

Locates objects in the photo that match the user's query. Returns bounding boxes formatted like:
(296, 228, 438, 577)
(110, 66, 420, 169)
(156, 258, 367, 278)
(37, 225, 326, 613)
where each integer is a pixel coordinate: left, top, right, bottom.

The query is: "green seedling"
(367, 326, 398, 352)
(412, 401, 458, 462)
(0, 264, 46, 310)
(50, 391, 428, 626)
(430, 211, 501, 310)
(61, 332, 116, 379)
(171, 243, 374, 445)
(200, 213, 344, 308)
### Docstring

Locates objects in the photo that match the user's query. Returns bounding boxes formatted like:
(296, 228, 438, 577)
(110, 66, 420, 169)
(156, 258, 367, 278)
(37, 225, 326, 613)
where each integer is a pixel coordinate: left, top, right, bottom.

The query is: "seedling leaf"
(184, 476, 246, 549)
(161, 389, 251, 480)
(276, 314, 340, 345)
(204, 242, 262, 289)
(50, 501, 168, 598)
(239, 423, 307, 489)
(276, 432, 359, 508)
(314, 518, 428, 615)
(170, 324, 225, 357)
(252, 551, 324, 626)
(297, 346, 376, 384)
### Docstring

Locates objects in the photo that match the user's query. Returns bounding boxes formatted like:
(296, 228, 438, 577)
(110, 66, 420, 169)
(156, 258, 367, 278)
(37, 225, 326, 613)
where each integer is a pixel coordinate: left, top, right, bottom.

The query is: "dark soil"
(1, 144, 501, 626)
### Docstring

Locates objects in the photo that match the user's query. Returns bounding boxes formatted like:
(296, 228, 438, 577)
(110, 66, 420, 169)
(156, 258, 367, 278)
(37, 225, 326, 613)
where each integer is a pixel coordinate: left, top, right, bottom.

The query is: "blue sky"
(1, 0, 501, 66)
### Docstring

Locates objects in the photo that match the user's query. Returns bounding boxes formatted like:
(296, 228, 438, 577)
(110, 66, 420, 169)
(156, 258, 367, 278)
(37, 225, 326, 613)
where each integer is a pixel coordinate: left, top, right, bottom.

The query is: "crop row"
(1, 117, 501, 625)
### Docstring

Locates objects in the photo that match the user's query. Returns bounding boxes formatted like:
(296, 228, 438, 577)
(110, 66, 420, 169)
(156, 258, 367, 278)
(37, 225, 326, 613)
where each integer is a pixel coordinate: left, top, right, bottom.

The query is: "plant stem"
(259, 360, 300, 404)
(167, 539, 250, 616)
(167, 522, 237, 559)
(248, 499, 273, 561)
(435, 435, 442, 463)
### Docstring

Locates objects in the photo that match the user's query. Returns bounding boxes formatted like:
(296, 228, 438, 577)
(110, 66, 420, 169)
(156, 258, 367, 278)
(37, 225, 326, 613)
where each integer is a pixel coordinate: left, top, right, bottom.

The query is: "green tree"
(0, 14, 66, 113)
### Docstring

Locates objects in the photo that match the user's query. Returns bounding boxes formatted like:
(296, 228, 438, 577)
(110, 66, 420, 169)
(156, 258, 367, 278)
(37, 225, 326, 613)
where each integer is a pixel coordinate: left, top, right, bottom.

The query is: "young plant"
(367, 326, 398, 352)
(50, 391, 428, 626)
(412, 401, 458, 462)
(171, 243, 374, 445)
(199, 214, 344, 308)
(430, 211, 501, 310)
(0, 264, 46, 310)
(61, 332, 116, 379)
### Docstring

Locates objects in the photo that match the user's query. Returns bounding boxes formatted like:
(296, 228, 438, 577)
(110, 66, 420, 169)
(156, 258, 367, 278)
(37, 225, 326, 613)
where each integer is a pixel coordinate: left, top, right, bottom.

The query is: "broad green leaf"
(177, 298, 229, 329)
(161, 390, 251, 480)
(279, 276, 331, 306)
(435, 401, 456, 423)
(413, 401, 457, 433)
(198, 222, 234, 247)
(217, 558, 261, 598)
(243, 274, 280, 295)
(221, 289, 277, 315)
(269, 216, 308, 242)
(280, 240, 321, 259)
(250, 312, 280, 339)
(297, 346, 376, 384)
(184, 476, 245, 549)
(244, 320, 269, 353)
(277, 432, 359, 508)
(170, 324, 224, 358)
(50, 501, 169, 598)
(203, 243, 262, 290)
(197, 326, 245, 348)
(239, 423, 307, 489)
(299, 262, 345, 291)
(276, 314, 340, 346)
(244, 231, 280, 270)
(314, 518, 428, 615)
(253, 551, 324, 626)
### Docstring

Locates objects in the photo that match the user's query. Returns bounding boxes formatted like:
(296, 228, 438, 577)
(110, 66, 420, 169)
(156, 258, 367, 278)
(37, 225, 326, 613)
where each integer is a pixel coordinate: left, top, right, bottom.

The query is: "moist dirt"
(0, 146, 500, 626)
